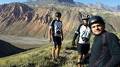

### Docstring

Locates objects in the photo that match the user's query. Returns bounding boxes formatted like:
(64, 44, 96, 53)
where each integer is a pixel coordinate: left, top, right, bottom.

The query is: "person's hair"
(89, 16, 105, 27)
(55, 12, 61, 17)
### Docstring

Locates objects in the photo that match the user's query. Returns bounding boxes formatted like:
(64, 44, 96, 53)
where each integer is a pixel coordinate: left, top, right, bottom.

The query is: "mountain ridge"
(0, 2, 119, 38)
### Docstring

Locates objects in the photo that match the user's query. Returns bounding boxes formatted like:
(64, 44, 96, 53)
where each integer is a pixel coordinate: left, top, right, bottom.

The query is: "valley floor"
(0, 34, 48, 49)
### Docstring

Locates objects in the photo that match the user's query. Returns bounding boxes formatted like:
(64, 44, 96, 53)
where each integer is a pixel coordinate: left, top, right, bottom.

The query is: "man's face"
(83, 20, 88, 25)
(91, 23, 104, 35)
(56, 16, 61, 20)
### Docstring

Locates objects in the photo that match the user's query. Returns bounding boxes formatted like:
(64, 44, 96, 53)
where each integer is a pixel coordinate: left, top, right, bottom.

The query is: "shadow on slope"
(0, 39, 26, 57)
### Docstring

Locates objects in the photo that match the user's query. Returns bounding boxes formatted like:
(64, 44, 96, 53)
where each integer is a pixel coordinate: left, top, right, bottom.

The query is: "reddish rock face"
(0, 2, 118, 38)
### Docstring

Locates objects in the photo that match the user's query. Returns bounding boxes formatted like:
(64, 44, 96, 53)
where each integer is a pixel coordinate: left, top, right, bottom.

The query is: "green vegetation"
(0, 33, 119, 67)
(0, 40, 84, 67)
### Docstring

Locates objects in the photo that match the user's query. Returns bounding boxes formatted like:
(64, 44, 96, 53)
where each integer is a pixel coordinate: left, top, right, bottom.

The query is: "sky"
(0, 0, 27, 4)
(0, 0, 120, 7)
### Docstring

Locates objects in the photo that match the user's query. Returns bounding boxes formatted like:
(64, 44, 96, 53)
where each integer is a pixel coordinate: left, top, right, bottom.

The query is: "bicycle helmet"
(82, 15, 90, 20)
(89, 16, 105, 27)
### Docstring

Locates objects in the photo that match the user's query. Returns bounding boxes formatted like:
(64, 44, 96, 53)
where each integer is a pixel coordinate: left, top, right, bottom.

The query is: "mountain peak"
(0, 3, 34, 24)
(29, 0, 74, 3)
(26, 0, 75, 7)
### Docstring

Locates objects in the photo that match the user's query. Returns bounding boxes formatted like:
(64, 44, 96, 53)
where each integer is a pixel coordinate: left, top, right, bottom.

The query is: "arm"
(72, 29, 79, 46)
(61, 29, 64, 41)
(48, 27, 52, 42)
(72, 32, 78, 46)
(72, 24, 81, 42)
(48, 20, 54, 42)
(73, 32, 78, 41)
(48, 20, 55, 42)
(105, 33, 120, 67)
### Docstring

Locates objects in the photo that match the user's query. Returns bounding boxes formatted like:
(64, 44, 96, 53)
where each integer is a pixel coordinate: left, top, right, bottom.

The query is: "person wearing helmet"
(48, 12, 63, 61)
(72, 15, 91, 67)
(88, 16, 120, 67)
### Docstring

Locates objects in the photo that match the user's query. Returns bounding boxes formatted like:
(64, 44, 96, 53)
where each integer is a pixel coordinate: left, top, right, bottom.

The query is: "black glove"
(82, 37, 89, 42)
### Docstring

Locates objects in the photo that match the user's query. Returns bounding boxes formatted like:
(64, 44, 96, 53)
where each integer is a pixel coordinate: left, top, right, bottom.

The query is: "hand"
(61, 37, 64, 41)
(49, 37, 52, 42)
(82, 37, 89, 42)
(72, 40, 75, 47)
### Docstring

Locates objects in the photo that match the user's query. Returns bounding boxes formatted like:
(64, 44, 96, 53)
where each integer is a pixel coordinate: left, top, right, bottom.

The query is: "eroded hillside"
(0, 3, 119, 38)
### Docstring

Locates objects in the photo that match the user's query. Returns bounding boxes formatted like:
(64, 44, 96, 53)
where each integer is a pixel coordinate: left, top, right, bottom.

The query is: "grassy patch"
(0, 40, 84, 67)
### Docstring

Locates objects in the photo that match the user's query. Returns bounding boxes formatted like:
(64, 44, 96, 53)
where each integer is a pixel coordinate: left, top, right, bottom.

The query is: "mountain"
(26, 0, 120, 12)
(27, 0, 74, 3)
(0, 2, 34, 22)
(116, 5, 120, 11)
(0, 2, 120, 38)
(75, 2, 87, 7)
(0, 3, 35, 36)
(87, 3, 120, 12)
(26, 0, 75, 7)
(0, 2, 84, 38)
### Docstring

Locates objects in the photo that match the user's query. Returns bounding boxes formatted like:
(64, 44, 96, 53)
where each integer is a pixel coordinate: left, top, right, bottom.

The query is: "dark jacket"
(89, 31, 120, 67)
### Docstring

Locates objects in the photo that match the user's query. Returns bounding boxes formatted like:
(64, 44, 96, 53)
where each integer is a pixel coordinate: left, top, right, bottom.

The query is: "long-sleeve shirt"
(89, 31, 120, 67)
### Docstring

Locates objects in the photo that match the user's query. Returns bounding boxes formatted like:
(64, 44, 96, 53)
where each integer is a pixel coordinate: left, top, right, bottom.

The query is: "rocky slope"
(26, 0, 75, 7)
(0, 2, 119, 38)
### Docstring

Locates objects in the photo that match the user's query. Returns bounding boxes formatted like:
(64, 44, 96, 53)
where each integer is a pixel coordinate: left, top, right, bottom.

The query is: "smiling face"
(91, 23, 105, 35)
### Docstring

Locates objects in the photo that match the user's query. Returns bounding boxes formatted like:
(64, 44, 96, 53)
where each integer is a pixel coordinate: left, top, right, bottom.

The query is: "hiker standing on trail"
(88, 16, 120, 67)
(72, 15, 91, 67)
(48, 12, 63, 61)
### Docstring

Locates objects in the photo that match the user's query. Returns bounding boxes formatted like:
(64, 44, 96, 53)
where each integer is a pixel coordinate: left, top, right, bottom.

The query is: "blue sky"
(0, 0, 119, 7)
(0, 0, 26, 4)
